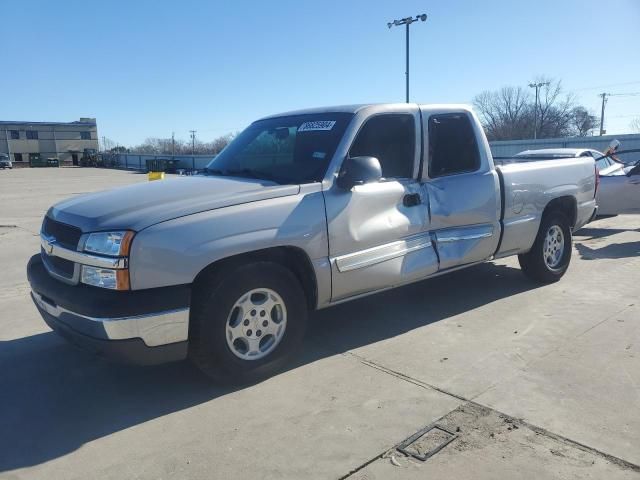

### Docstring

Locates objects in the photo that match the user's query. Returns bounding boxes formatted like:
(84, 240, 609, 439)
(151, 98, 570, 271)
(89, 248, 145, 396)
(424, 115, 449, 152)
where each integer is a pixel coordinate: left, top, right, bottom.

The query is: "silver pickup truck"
(27, 104, 597, 381)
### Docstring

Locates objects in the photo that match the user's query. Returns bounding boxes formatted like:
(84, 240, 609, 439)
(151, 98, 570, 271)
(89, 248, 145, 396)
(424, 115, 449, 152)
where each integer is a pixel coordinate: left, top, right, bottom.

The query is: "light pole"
(528, 81, 550, 139)
(387, 14, 427, 103)
(189, 130, 197, 154)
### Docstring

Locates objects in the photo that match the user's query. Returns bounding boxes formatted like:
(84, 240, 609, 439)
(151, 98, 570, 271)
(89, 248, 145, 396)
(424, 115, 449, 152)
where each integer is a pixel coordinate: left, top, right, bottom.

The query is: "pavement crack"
(343, 351, 469, 402)
(494, 408, 640, 473)
(341, 351, 640, 476)
(575, 304, 632, 338)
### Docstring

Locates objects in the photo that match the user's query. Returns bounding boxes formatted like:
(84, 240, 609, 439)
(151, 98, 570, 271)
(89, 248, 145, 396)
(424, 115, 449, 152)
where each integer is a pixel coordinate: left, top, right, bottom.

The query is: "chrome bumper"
(31, 290, 189, 347)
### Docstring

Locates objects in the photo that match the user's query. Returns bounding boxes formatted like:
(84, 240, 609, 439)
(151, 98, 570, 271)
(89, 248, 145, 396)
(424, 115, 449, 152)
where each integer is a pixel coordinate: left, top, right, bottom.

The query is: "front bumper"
(27, 254, 190, 365)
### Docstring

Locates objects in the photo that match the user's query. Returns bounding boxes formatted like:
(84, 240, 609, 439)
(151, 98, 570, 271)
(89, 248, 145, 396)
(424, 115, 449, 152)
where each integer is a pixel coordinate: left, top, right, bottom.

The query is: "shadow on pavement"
(575, 241, 640, 260)
(574, 226, 640, 241)
(0, 262, 538, 472)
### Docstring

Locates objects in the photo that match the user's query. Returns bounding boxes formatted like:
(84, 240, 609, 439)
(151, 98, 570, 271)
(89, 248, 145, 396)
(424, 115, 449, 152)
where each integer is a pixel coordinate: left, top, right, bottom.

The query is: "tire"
(518, 212, 572, 283)
(189, 261, 308, 383)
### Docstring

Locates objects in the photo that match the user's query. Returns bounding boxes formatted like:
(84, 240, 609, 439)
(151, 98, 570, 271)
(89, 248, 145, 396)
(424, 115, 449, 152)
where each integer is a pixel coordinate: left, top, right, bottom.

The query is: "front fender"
(128, 188, 328, 291)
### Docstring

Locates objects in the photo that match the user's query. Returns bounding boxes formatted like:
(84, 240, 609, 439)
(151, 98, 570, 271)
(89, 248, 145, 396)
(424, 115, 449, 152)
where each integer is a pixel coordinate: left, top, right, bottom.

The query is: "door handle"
(403, 193, 422, 207)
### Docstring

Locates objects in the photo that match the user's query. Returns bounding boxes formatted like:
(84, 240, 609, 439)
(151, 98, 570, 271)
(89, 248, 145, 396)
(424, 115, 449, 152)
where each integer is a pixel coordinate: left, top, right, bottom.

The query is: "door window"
(428, 113, 480, 177)
(349, 114, 415, 179)
(595, 157, 611, 171)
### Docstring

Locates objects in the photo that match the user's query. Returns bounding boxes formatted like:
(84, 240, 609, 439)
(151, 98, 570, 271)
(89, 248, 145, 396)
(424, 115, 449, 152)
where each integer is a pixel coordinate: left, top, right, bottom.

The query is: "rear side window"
(428, 113, 480, 177)
(349, 114, 415, 179)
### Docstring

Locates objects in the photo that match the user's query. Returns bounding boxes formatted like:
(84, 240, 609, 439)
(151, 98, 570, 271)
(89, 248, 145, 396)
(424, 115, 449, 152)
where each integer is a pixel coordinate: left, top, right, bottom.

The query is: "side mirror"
(336, 156, 382, 190)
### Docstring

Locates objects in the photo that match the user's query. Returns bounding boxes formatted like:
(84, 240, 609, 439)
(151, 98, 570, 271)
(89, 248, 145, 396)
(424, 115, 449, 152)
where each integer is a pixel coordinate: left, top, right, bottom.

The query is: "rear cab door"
(323, 104, 438, 301)
(420, 106, 502, 270)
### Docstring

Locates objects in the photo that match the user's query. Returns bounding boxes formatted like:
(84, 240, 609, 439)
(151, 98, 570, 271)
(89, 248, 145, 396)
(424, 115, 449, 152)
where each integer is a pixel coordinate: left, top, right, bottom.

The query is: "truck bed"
(494, 157, 597, 258)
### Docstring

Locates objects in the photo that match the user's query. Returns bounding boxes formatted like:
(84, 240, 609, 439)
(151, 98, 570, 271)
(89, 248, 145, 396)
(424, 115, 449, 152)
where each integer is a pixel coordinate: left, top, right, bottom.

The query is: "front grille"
(41, 247, 75, 278)
(42, 217, 82, 250)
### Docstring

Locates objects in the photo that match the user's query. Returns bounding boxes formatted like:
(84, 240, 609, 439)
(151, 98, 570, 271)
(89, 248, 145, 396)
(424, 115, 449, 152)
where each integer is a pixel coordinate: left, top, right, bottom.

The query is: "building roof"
(0, 119, 96, 127)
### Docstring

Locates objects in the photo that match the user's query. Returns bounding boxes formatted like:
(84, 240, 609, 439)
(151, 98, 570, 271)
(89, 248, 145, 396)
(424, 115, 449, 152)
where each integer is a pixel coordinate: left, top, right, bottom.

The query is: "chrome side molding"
(334, 234, 433, 273)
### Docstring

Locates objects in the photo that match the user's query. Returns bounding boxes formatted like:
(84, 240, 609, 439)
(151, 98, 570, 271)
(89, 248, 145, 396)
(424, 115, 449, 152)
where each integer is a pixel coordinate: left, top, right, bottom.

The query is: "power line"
(598, 91, 640, 135)
(574, 80, 640, 92)
(608, 92, 640, 97)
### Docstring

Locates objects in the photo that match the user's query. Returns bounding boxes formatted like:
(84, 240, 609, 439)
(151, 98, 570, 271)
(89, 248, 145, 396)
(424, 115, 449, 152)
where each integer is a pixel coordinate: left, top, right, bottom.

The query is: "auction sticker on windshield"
(298, 121, 336, 132)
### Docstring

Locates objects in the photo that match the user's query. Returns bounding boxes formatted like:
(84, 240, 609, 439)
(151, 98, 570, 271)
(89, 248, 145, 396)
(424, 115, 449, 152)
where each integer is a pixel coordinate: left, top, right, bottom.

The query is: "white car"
(513, 148, 639, 216)
(514, 148, 626, 176)
(0, 154, 12, 169)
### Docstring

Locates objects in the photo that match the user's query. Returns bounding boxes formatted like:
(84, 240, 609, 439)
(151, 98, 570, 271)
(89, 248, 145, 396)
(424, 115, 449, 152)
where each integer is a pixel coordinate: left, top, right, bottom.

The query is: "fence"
(109, 132, 640, 171)
(489, 133, 640, 163)
(109, 153, 215, 171)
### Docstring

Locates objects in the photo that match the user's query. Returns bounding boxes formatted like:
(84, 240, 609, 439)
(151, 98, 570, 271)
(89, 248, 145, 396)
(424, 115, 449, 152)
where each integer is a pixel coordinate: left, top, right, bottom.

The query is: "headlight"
(81, 266, 130, 290)
(84, 231, 134, 257)
(81, 230, 133, 290)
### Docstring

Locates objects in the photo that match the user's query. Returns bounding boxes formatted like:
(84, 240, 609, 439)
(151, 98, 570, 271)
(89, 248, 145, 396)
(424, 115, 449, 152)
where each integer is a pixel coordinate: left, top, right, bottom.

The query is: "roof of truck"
(257, 103, 474, 121)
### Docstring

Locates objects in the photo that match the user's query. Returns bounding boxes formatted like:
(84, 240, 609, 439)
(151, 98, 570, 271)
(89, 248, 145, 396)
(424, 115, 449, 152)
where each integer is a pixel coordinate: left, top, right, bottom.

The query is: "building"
(0, 118, 98, 166)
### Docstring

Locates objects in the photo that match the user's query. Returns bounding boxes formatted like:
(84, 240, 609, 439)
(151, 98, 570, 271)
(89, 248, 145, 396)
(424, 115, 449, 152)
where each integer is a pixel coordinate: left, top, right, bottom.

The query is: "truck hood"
(48, 176, 301, 232)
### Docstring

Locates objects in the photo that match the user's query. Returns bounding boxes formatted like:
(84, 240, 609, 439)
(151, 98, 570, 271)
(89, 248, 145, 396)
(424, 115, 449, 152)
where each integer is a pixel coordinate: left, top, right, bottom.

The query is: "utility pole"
(102, 136, 106, 152)
(189, 130, 197, 155)
(528, 81, 550, 139)
(387, 14, 427, 103)
(599, 93, 608, 136)
(171, 131, 175, 156)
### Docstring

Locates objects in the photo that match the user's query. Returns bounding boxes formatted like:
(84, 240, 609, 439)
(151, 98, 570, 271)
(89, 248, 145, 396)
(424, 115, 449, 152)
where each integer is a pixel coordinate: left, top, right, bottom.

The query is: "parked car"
(0, 154, 12, 169)
(27, 104, 597, 381)
(512, 148, 626, 176)
(508, 148, 639, 216)
(594, 152, 640, 216)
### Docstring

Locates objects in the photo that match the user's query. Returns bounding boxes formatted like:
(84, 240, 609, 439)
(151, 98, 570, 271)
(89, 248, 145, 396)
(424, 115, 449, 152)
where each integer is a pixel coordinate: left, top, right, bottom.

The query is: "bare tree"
(630, 117, 640, 133)
(130, 133, 235, 155)
(571, 107, 598, 136)
(473, 77, 597, 140)
(535, 78, 575, 138)
(473, 86, 532, 140)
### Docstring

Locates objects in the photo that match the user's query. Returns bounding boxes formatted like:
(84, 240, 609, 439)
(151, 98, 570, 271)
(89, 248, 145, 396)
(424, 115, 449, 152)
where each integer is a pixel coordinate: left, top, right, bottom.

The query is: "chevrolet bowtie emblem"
(46, 238, 55, 254)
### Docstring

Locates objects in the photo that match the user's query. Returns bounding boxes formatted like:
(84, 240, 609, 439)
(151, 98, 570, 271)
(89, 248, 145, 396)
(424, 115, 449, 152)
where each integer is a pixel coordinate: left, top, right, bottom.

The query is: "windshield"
(205, 113, 354, 184)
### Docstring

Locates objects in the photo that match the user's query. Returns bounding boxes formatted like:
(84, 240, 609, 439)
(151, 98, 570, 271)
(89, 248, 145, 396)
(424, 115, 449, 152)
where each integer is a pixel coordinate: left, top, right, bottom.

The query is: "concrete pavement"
(0, 168, 638, 479)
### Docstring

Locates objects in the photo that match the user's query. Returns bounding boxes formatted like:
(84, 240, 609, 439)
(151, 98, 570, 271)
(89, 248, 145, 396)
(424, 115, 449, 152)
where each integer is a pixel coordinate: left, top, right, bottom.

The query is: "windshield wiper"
(204, 167, 226, 176)
(225, 168, 285, 184)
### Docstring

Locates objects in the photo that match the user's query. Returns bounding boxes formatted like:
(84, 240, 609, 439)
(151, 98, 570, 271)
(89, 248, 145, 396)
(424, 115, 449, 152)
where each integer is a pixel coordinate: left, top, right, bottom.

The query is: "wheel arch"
(542, 195, 577, 229)
(191, 246, 319, 311)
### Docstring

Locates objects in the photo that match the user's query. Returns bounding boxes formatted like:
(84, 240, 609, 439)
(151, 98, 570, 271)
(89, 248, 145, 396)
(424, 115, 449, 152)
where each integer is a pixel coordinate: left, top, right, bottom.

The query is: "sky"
(3, 0, 640, 147)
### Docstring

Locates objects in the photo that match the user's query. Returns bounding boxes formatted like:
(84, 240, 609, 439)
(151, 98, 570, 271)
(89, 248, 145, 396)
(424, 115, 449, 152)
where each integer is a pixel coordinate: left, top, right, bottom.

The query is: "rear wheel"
(189, 261, 308, 383)
(518, 212, 572, 283)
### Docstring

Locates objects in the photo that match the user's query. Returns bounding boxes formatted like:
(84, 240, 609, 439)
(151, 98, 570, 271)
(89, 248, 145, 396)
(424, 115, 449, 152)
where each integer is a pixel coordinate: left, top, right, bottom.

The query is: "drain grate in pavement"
(397, 425, 458, 461)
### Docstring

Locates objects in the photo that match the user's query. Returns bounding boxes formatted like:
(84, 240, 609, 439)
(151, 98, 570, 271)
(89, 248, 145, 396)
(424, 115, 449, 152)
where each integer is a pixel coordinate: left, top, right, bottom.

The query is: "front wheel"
(518, 212, 572, 283)
(189, 261, 308, 383)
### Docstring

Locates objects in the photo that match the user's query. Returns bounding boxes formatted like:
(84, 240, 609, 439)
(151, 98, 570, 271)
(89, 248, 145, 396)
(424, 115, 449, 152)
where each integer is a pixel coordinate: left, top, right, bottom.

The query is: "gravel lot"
(1, 168, 639, 479)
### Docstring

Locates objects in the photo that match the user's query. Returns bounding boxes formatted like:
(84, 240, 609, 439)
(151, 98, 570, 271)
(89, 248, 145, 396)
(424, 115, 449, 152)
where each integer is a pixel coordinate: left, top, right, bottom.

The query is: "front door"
(72, 154, 79, 166)
(421, 108, 501, 270)
(597, 166, 640, 215)
(324, 108, 438, 301)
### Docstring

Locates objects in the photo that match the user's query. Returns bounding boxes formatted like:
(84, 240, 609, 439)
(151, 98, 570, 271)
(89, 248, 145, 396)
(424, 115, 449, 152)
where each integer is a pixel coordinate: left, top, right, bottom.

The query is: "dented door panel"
(326, 180, 436, 300)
